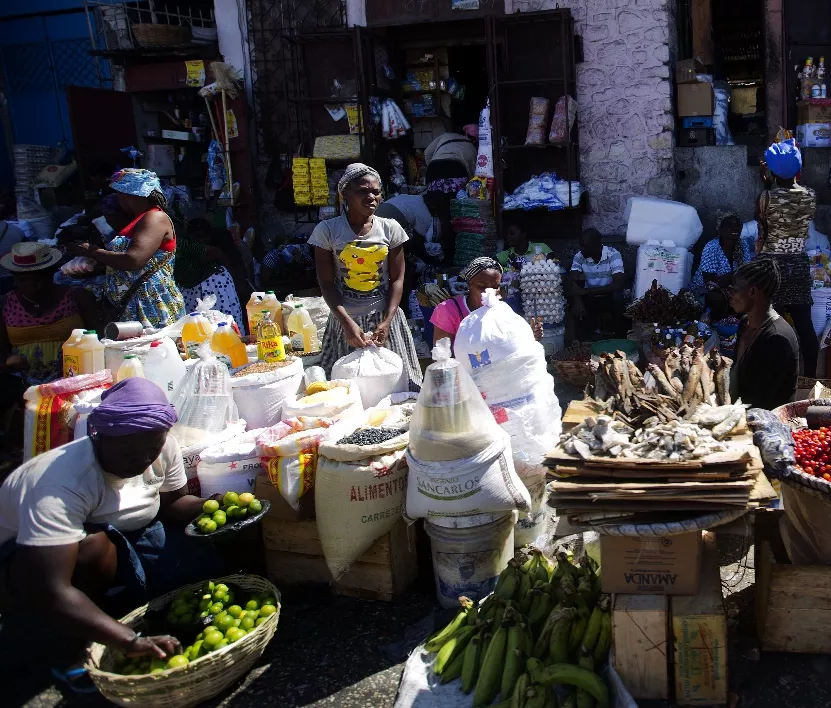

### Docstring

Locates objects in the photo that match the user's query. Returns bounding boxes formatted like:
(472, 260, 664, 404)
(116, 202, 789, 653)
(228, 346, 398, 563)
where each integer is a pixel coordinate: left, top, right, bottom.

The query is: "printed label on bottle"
(63, 355, 80, 377)
(259, 337, 285, 362)
(289, 333, 304, 352)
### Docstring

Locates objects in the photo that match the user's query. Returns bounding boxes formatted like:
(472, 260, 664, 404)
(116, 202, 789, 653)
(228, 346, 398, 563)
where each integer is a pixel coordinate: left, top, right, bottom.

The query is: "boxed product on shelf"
(797, 123, 831, 147)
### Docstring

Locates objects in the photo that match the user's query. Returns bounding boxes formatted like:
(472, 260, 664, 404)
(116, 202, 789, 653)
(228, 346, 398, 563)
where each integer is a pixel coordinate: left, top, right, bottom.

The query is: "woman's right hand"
(344, 319, 370, 348)
(125, 634, 183, 659)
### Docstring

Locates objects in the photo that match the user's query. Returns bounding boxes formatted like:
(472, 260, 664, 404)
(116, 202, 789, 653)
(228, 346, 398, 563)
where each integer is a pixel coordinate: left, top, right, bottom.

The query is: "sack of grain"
(197, 427, 267, 498)
(331, 346, 406, 408)
(230, 358, 304, 430)
(316, 428, 409, 577)
(177, 420, 247, 495)
(280, 379, 363, 423)
(405, 430, 531, 522)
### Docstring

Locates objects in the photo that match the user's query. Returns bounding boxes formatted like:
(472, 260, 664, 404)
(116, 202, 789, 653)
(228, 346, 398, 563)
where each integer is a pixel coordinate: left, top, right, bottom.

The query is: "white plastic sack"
(714, 87, 734, 146)
(197, 428, 267, 498)
(474, 99, 494, 178)
(455, 289, 537, 372)
(806, 221, 831, 256)
(231, 357, 304, 430)
(633, 240, 693, 298)
(331, 346, 406, 408)
(177, 420, 247, 495)
(625, 196, 703, 249)
(405, 431, 531, 521)
(281, 379, 364, 423)
(316, 435, 409, 577)
(72, 394, 103, 440)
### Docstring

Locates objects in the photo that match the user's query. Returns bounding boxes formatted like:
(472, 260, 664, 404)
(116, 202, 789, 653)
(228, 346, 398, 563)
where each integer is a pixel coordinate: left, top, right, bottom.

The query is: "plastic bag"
(178, 421, 247, 495)
(231, 357, 304, 430)
(549, 95, 578, 144)
(169, 344, 239, 448)
(408, 338, 505, 462)
(474, 100, 494, 178)
(281, 379, 364, 423)
(160, 294, 238, 338)
(525, 97, 550, 146)
(197, 428, 267, 498)
(331, 346, 406, 408)
(454, 289, 538, 372)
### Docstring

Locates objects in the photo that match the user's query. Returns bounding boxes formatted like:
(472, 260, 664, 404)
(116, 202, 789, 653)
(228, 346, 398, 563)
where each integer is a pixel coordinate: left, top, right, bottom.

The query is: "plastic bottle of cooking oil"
(286, 304, 320, 354)
(256, 311, 286, 362)
(181, 311, 212, 359)
(116, 354, 145, 382)
(77, 330, 105, 375)
(211, 321, 248, 368)
(62, 328, 86, 377)
(263, 291, 283, 332)
(246, 292, 268, 337)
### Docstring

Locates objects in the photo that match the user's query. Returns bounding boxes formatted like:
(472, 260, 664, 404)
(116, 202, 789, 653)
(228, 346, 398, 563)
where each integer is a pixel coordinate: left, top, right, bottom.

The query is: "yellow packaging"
(62, 328, 86, 377)
(256, 311, 286, 362)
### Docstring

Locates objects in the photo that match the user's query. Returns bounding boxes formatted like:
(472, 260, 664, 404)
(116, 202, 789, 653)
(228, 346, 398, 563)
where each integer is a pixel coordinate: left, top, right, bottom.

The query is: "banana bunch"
(426, 547, 613, 708)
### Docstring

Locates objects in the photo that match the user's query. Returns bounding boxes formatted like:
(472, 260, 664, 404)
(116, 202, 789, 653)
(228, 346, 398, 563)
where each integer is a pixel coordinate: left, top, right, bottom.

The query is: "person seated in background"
(259, 238, 317, 299)
(689, 212, 752, 321)
(729, 259, 799, 409)
(568, 228, 626, 340)
(496, 220, 552, 312)
(423, 127, 478, 183)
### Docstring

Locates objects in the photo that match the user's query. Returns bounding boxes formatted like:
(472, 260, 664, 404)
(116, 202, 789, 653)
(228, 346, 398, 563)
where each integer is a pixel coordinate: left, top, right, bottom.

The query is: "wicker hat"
(0, 241, 63, 272)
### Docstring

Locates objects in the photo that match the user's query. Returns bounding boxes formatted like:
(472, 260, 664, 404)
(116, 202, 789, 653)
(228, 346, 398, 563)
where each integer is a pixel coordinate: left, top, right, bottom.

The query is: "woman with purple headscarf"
(0, 378, 221, 688)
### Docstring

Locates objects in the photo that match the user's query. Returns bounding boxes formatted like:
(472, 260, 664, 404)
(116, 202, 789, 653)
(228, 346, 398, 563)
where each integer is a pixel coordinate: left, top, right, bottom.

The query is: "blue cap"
(764, 138, 802, 179)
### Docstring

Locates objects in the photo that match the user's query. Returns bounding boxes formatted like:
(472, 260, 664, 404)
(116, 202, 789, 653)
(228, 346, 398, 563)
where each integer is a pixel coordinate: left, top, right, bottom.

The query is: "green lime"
(255, 617, 268, 627)
(166, 655, 189, 669)
(245, 599, 260, 612)
(232, 618, 241, 628)
(224, 505, 240, 519)
(214, 583, 229, 594)
(179, 612, 193, 624)
(225, 627, 246, 643)
(216, 614, 236, 633)
(244, 610, 258, 621)
(151, 668, 165, 674)
(209, 602, 224, 615)
(216, 638, 229, 649)
(240, 616, 256, 631)
(227, 604, 243, 618)
(236, 507, 248, 519)
(248, 499, 263, 514)
(212, 510, 227, 527)
(211, 590, 227, 603)
(222, 492, 240, 508)
(238, 492, 255, 507)
(260, 595, 277, 607)
(201, 519, 217, 534)
(203, 630, 224, 649)
(198, 598, 211, 611)
(203, 499, 220, 514)
(259, 604, 278, 618)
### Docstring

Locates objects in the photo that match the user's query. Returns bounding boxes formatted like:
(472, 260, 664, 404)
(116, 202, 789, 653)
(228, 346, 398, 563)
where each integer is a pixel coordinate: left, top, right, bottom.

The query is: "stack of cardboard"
(796, 100, 831, 148)
(676, 59, 714, 147)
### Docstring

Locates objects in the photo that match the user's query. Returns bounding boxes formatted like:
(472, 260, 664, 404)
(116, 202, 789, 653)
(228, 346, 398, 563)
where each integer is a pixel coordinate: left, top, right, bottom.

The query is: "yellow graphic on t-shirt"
(339, 242, 388, 292)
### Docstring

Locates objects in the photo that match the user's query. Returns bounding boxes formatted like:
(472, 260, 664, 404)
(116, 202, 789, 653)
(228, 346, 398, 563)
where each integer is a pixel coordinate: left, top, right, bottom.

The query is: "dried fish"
(664, 350, 682, 383)
(712, 407, 744, 440)
(713, 353, 733, 405)
(682, 349, 703, 404)
(647, 363, 680, 400)
(700, 355, 714, 402)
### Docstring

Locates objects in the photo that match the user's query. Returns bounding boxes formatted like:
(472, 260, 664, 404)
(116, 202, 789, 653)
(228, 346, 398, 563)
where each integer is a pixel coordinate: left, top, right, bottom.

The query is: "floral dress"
(104, 207, 185, 328)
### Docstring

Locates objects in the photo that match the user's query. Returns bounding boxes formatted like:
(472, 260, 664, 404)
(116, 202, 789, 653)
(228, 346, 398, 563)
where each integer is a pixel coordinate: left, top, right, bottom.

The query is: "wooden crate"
(671, 532, 728, 706)
(254, 473, 315, 521)
(262, 516, 418, 601)
(755, 509, 831, 653)
(612, 593, 670, 699)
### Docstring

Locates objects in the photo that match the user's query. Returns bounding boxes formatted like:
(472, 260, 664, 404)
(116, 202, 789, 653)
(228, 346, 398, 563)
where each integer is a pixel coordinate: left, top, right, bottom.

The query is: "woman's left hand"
(530, 317, 544, 341)
(371, 320, 392, 346)
(66, 241, 97, 258)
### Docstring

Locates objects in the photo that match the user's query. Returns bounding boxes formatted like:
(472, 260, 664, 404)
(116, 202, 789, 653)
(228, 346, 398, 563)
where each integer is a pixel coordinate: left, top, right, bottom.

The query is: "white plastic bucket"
(514, 509, 549, 548)
(425, 512, 516, 608)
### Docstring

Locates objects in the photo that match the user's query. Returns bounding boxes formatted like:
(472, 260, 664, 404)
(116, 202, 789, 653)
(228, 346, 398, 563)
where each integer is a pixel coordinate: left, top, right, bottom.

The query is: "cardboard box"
(797, 123, 831, 148)
(678, 127, 715, 147)
(671, 532, 728, 705)
(613, 594, 670, 699)
(677, 83, 714, 117)
(601, 531, 703, 595)
(798, 100, 831, 124)
(254, 473, 315, 521)
(676, 58, 707, 84)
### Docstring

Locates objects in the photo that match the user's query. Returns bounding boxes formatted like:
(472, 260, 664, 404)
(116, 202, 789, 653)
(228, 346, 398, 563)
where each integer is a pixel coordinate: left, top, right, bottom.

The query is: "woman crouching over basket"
(0, 378, 224, 689)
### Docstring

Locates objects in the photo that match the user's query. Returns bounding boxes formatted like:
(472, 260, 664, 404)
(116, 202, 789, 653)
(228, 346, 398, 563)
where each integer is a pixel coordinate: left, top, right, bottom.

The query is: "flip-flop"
(51, 666, 99, 694)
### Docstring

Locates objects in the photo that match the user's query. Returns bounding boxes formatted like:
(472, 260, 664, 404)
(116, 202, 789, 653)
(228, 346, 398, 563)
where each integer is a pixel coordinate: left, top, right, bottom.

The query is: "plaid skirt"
(319, 307, 423, 391)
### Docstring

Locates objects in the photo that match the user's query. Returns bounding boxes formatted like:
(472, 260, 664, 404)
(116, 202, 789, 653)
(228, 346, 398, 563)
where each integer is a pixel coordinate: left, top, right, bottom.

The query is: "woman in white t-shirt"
(310, 163, 423, 390)
(0, 378, 218, 684)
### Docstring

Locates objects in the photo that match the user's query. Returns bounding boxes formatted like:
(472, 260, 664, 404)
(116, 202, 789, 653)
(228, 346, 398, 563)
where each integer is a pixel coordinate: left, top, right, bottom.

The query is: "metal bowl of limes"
(184, 491, 271, 540)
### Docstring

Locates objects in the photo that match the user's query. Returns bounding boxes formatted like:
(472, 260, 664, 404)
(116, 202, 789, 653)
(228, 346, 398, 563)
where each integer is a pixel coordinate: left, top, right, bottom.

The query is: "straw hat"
(0, 241, 63, 272)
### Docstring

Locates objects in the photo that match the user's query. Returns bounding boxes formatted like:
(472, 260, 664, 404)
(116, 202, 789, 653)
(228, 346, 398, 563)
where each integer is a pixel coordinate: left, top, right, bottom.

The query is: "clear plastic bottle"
(211, 321, 248, 368)
(77, 330, 105, 375)
(144, 338, 186, 401)
(256, 311, 286, 362)
(181, 311, 212, 359)
(62, 328, 86, 377)
(116, 354, 145, 382)
(286, 304, 319, 354)
(819, 56, 826, 81)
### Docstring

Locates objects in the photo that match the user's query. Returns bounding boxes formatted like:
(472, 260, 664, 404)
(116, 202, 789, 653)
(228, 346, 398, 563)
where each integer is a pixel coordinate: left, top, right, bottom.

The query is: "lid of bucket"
(426, 511, 513, 529)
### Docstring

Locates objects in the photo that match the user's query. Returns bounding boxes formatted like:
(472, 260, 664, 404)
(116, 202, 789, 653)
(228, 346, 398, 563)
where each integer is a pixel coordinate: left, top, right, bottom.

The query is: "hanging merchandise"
(475, 99, 494, 178)
(381, 99, 411, 140)
(713, 87, 735, 146)
(389, 150, 406, 191)
(549, 95, 578, 144)
(292, 157, 312, 207)
(309, 158, 329, 206)
(525, 97, 550, 145)
(520, 259, 567, 325)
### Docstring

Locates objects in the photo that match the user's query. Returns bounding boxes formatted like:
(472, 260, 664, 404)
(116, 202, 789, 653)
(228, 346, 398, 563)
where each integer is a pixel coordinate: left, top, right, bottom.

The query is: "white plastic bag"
(405, 431, 531, 521)
(806, 221, 831, 256)
(280, 379, 364, 422)
(454, 289, 537, 372)
(160, 294, 238, 338)
(231, 357, 304, 430)
(331, 346, 406, 408)
(475, 99, 494, 178)
(169, 344, 239, 448)
(178, 420, 247, 495)
(408, 339, 505, 462)
(197, 428, 267, 498)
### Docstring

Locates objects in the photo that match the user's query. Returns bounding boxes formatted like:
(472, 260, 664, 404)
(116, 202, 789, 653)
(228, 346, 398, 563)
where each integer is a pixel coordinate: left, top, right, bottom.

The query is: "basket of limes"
(85, 574, 280, 708)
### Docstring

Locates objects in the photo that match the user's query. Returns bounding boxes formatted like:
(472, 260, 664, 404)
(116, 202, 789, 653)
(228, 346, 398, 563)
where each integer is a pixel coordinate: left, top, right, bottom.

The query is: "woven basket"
(86, 574, 280, 708)
(132, 23, 191, 47)
(550, 342, 593, 387)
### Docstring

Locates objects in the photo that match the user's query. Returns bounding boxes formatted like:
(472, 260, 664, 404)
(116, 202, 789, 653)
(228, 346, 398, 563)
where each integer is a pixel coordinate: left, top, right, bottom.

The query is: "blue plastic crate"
(682, 116, 714, 128)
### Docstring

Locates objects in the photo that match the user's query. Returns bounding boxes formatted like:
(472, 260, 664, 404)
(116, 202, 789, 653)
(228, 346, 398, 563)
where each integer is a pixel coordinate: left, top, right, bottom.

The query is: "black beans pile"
(337, 427, 407, 446)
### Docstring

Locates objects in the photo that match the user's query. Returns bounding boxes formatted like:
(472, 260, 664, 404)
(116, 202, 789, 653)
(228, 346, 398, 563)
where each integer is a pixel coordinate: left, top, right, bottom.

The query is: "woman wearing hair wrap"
(0, 378, 222, 681)
(310, 163, 423, 389)
(729, 259, 799, 409)
(68, 168, 185, 328)
(755, 139, 818, 376)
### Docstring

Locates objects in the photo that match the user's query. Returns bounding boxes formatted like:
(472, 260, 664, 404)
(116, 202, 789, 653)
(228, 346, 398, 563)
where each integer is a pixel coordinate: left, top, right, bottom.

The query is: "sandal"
(51, 666, 99, 695)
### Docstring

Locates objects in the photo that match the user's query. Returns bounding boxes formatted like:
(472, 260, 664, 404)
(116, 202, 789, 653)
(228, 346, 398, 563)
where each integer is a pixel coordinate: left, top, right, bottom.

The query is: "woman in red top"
(68, 169, 184, 328)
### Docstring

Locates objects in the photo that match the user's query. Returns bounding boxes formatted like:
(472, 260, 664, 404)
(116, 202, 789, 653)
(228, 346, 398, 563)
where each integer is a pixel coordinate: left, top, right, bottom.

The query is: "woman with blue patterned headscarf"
(67, 168, 185, 328)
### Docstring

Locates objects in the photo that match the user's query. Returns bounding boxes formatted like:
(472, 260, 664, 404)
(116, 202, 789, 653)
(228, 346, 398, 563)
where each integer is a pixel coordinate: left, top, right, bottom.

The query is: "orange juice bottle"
(181, 311, 212, 359)
(256, 311, 286, 362)
(78, 330, 105, 375)
(246, 292, 267, 337)
(211, 321, 248, 368)
(62, 328, 86, 377)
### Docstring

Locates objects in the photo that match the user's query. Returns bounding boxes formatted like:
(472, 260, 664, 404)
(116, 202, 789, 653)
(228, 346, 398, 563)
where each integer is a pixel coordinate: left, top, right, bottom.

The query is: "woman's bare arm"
(78, 210, 171, 272)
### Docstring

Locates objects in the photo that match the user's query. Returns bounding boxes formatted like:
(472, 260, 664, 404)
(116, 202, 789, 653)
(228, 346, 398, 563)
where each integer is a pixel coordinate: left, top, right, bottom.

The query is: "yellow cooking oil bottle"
(181, 311, 212, 359)
(286, 304, 320, 354)
(256, 311, 285, 362)
(211, 321, 248, 368)
(62, 328, 86, 377)
(77, 330, 105, 375)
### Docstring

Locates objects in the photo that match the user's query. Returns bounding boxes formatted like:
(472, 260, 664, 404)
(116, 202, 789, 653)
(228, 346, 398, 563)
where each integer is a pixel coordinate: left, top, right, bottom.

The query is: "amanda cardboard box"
(797, 100, 831, 125)
(676, 58, 707, 84)
(677, 83, 714, 117)
(601, 531, 703, 595)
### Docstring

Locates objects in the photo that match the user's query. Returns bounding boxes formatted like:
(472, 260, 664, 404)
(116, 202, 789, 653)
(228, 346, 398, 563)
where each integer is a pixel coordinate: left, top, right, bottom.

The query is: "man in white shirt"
(569, 228, 627, 339)
(0, 378, 218, 675)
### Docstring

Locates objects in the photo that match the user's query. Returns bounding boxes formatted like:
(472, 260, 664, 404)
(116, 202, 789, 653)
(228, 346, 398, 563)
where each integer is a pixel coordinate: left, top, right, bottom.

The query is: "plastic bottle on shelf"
(286, 303, 319, 353)
(211, 321, 248, 368)
(77, 330, 105, 375)
(181, 311, 212, 359)
(116, 354, 145, 382)
(144, 338, 187, 401)
(256, 311, 286, 362)
(819, 57, 826, 82)
(246, 292, 268, 337)
(62, 328, 86, 377)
